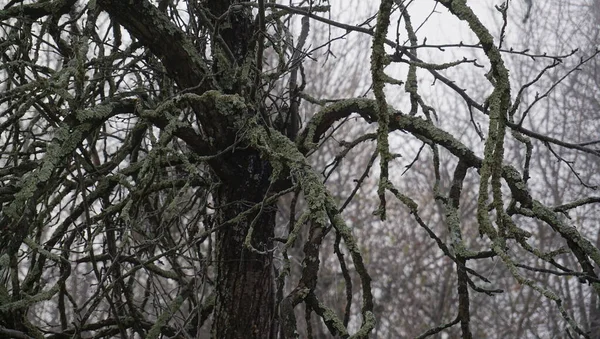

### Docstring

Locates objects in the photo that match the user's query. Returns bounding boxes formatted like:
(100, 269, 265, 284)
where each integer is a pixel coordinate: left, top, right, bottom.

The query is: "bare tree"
(1, 1, 600, 338)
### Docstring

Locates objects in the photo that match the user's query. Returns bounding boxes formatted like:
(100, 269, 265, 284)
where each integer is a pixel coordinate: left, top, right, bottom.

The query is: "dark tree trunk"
(204, 1, 277, 337)
(212, 152, 276, 339)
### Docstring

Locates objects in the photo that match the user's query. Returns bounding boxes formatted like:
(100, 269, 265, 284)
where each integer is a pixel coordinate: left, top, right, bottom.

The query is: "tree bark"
(212, 152, 276, 339)
(203, 1, 277, 336)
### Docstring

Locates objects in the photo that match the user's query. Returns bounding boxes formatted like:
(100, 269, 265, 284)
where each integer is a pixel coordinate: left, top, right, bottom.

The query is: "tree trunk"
(212, 152, 276, 339)
(94, 1, 277, 336)
(204, 0, 276, 336)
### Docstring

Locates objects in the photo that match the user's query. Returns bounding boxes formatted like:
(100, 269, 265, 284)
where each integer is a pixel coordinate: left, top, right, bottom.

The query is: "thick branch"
(96, 0, 215, 92)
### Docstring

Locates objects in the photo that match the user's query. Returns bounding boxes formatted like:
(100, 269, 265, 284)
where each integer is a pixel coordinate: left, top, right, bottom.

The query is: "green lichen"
(75, 102, 117, 121)
(147, 288, 187, 339)
(371, 0, 394, 221)
(241, 114, 374, 336)
(491, 240, 588, 335)
(320, 304, 350, 337)
(443, 203, 478, 258)
(0, 281, 61, 312)
(5, 124, 88, 220)
(350, 311, 376, 339)
(440, 0, 511, 240)
(213, 48, 236, 91)
(531, 201, 600, 266)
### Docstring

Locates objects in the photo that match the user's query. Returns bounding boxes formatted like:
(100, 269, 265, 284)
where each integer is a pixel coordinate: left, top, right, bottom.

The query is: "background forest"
(1, 0, 600, 338)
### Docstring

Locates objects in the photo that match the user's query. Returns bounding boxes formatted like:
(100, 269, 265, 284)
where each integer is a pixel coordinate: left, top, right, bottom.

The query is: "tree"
(1, 0, 600, 338)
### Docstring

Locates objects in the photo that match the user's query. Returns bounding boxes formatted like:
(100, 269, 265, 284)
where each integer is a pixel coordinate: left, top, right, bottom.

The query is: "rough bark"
(212, 152, 276, 339)
(203, 2, 276, 337)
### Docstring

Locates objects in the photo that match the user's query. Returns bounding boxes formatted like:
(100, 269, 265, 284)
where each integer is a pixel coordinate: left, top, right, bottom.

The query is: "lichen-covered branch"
(371, 0, 394, 221)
